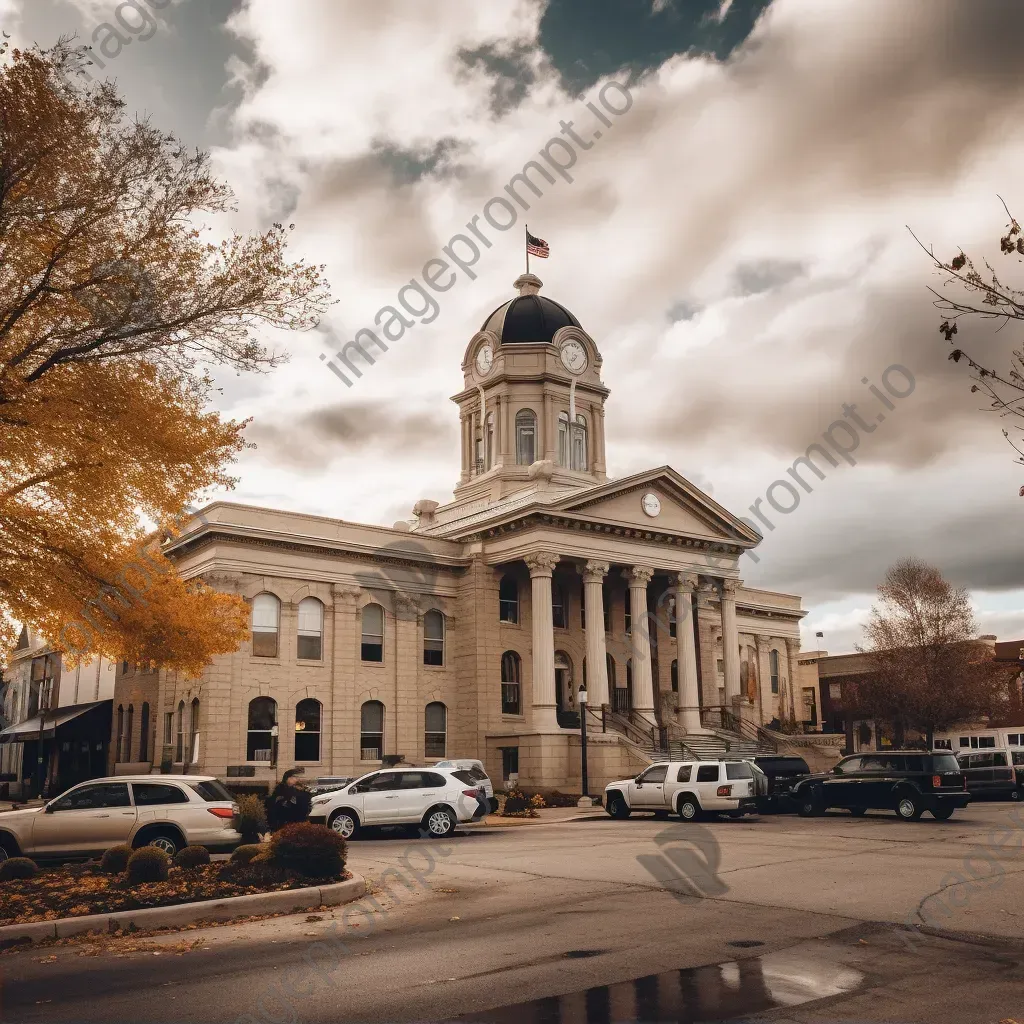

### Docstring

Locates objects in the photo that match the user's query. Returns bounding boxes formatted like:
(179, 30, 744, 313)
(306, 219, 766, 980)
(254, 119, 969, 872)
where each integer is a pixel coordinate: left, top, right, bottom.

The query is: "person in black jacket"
(266, 768, 313, 832)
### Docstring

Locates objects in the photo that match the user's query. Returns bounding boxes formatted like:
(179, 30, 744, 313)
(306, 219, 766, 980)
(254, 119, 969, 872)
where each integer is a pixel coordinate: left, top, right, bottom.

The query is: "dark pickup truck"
(790, 750, 970, 821)
(744, 755, 811, 812)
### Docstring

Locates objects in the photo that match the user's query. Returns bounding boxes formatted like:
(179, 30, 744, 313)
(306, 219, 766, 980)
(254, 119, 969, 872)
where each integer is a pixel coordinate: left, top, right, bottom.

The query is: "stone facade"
(111, 275, 807, 792)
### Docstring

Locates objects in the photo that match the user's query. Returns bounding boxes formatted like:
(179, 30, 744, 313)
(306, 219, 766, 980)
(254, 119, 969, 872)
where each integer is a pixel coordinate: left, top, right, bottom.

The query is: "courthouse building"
(113, 274, 806, 791)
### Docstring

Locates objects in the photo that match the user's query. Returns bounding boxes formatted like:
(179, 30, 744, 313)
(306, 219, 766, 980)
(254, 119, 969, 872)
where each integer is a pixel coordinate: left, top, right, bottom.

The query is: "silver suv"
(0, 776, 241, 862)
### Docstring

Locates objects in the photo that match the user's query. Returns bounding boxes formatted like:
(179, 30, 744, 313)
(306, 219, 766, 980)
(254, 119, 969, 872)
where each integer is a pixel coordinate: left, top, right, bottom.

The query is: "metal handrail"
(700, 704, 778, 752)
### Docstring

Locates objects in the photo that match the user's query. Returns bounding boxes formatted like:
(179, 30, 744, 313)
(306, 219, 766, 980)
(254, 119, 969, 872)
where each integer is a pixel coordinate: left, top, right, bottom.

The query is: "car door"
(694, 763, 721, 808)
(628, 765, 669, 809)
(822, 756, 862, 807)
(131, 781, 194, 836)
(30, 781, 136, 855)
(991, 752, 1014, 796)
(357, 772, 402, 823)
(394, 771, 445, 822)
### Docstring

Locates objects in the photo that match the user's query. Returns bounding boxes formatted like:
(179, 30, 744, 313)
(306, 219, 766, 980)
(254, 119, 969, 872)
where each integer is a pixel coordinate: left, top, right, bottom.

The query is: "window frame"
(424, 701, 447, 759)
(360, 700, 385, 761)
(515, 408, 537, 465)
(423, 609, 445, 667)
(251, 592, 281, 659)
(769, 649, 780, 694)
(297, 597, 324, 661)
(551, 580, 567, 630)
(501, 651, 522, 715)
(294, 697, 322, 762)
(498, 574, 519, 624)
(360, 603, 385, 663)
(246, 696, 277, 763)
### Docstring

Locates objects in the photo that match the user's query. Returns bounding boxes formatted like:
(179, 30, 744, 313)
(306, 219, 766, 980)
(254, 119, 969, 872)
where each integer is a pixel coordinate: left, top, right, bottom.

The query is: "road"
(2, 803, 1024, 1023)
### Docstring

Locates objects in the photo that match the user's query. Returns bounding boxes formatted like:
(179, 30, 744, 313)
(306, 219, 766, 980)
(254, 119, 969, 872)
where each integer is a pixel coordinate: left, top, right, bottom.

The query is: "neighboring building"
(111, 275, 808, 792)
(0, 626, 115, 798)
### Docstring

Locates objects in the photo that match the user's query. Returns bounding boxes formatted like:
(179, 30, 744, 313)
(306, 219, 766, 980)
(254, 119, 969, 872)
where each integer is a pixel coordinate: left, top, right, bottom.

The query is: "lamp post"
(577, 683, 591, 806)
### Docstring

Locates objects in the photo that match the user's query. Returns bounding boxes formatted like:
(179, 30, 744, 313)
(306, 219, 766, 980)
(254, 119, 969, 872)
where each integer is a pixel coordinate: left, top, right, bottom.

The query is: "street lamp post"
(578, 683, 591, 806)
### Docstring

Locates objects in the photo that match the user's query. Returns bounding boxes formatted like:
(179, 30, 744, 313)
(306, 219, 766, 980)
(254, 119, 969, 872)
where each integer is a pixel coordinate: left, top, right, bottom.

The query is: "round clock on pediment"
(641, 492, 662, 517)
(475, 343, 494, 377)
(559, 339, 588, 375)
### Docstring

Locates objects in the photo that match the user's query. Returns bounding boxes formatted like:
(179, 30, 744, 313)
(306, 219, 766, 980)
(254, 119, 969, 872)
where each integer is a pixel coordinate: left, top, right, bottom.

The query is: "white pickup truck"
(605, 760, 765, 821)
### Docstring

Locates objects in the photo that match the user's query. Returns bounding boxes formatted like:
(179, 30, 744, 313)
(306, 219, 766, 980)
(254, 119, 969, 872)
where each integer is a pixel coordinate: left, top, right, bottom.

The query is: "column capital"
(669, 572, 700, 593)
(332, 584, 362, 606)
(755, 635, 771, 652)
(394, 593, 420, 618)
(627, 565, 654, 587)
(579, 560, 610, 584)
(719, 578, 741, 598)
(784, 637, 801, 654)
(524, 551, 560, 577)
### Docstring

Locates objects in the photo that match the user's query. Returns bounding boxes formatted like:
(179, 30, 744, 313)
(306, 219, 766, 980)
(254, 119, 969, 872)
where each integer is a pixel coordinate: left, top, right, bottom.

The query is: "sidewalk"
(478, 805, 607, 827)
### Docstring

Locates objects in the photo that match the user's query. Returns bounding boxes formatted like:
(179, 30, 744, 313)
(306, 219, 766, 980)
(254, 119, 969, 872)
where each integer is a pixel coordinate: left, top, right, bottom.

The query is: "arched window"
(124, 704, 134, 763)
(297, 597, 324, 660)
(115, 705, 124, 763)
(515, 409, 537, 465)
(671, 659, 678, 694)
(425, 702, 447, 758)
(572, 414, 588, 471)
(139, 702, 150, 762)
(769, 649, 780, 694)
(423, 610, 445, 666)
(361, 604, 384, 662)
(499, 574, 519, 623)
(189, 698, 200, 764)
(360, 700, 384, 760)
(295, 698, 322, 761)
(501, 651, 521, 714)
(251, 593, 280, 658)
(552, 580, 567, 629)
(175, 700, 185, 762)
(247, 697, 277, 762)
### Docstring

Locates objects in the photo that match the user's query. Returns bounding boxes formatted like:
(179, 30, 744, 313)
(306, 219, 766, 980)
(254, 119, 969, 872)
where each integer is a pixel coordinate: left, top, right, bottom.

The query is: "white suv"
(0, 776, 241, 862)
(605, 760, 763, 821)
(308, 766, 487, 839)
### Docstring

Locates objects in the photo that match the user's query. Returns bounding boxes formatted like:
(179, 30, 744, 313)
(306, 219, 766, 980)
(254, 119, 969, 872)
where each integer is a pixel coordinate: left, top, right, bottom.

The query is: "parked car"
(0, 776, 241, 863)
(790, 751, 969, 820)
(743, 755, 812, 813)
(605, 760, 764, 821)
(307, 766, 489, 839)
(434, 759, 498, 812)
(956, 749, 1024, 801)
(309, 776, 355, 796)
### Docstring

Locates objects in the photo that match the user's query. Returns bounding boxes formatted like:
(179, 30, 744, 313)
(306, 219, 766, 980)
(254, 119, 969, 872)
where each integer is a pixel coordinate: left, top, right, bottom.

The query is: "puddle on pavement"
(450, 948, 864, 1023)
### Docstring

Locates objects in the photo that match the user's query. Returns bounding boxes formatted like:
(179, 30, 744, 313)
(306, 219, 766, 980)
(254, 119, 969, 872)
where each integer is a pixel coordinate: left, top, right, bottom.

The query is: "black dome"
(481, 293, 582, 344)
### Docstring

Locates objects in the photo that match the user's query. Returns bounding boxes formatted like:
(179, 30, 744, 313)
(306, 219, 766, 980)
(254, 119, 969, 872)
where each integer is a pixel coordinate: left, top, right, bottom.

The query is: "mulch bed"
(0, 863, 348, 926)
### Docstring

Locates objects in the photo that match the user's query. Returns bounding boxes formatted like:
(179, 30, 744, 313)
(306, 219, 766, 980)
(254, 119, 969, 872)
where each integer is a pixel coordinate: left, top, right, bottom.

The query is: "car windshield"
(452, 770, 479, 785)
(932, 753, 960, 773)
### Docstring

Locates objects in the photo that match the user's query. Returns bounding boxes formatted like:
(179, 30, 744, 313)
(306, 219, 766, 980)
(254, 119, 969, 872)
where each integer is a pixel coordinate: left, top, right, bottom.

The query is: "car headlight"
(312, 796, 330, 806)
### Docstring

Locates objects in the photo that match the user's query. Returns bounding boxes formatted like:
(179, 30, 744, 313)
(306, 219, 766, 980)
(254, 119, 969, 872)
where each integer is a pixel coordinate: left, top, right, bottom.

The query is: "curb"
(0, 874, 366, 947)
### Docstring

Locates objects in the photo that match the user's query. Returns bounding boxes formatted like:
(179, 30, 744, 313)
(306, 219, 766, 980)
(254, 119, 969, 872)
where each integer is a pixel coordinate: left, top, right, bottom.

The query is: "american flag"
(526, 231, 549, 258)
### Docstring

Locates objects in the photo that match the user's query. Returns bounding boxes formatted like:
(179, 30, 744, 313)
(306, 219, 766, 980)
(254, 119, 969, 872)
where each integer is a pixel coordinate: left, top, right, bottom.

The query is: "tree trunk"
(926, 725, 934, 751)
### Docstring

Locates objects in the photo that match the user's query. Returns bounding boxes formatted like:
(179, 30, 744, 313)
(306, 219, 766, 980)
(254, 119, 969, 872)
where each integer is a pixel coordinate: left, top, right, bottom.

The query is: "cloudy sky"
(7, 0, 1024, 652)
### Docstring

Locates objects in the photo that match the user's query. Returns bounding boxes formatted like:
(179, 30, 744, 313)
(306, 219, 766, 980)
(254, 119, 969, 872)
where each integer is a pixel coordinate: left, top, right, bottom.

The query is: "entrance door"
(555, 653, 578, 727)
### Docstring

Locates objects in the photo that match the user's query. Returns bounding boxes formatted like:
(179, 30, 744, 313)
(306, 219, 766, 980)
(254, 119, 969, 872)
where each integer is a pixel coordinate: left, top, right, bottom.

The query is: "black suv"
(744, 755, 811, 812)
(790, 751, 969, 821)
(956, 749, 1024, 801)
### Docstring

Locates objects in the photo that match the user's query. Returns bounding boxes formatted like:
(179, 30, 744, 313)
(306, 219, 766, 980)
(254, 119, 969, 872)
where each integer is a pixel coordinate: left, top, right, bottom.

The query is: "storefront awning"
(0, 700, 111, 743)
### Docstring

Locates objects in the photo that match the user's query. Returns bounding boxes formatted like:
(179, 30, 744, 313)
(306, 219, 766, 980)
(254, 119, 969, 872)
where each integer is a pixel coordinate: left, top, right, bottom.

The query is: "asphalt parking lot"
(3, 802, 1023, 1023)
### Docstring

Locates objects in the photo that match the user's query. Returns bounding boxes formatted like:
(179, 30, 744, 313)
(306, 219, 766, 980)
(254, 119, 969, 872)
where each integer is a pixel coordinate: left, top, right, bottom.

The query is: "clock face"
(475, 344, 493, 376)
(559, 340, 588, 374)
(641, 492, 662, 517)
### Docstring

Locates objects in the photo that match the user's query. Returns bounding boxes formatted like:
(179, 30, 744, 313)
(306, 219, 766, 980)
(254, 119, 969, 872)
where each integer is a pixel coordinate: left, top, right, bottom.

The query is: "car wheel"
(896, 794, 922, 821)
(143, 830, 182, 856)
(0, 834, 17, 863)
(328, 809, 359, 840)
(607, 795, 631, 819)
(797, 789, 823, 817)
(423, 808, 456, 838)
(931, 806, 955, 820)
(849, 807, 867, 817)
(677, 797, 701, 821)
(1010, 788, 1021, 802)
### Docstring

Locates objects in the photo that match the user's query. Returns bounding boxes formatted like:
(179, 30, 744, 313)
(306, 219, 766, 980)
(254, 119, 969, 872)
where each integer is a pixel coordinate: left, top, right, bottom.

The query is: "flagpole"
(525, 223, 529, 275)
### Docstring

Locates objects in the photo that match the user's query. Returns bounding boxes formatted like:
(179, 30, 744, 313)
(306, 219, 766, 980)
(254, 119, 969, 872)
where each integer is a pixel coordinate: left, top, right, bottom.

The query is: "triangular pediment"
(554, 467, 761, 546)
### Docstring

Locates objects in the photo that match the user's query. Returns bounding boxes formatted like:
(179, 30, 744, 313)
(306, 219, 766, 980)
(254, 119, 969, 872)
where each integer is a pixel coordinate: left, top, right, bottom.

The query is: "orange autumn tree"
(0, 42, 332, 675)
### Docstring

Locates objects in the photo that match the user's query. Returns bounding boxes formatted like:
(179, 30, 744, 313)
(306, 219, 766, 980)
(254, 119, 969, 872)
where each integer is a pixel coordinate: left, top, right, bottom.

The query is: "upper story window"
(361, 604, 385, 662)
(247, 697, 277, 762)
(499, 574, 519, 624)
(251, 593, 280, 658)
(423, 609, 445, 666)
(669, 596, 677, 638)
(295, 698, 322, 762)
(476, 411, 495, 472)
(557, 412, 588, 471)
(515, 409, 537, 465)
(297, 597, 324, 660)
(769, 649, 780, 694)
(552, 581, 567, 629)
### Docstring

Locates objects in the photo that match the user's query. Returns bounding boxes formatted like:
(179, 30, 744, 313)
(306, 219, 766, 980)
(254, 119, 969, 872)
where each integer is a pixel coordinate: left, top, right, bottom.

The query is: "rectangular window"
(770, 650, 780, 694)
(959, 736, 970, 747)
(725, 762, 753, 779)
(501, 683, 521, 715)
(552, 583, 566, 630)
(189, 780, 235, 802)
(501, 747, 519, 779)
(1008, 734, 1022, 746)
(132, 783, 189, 806)
(163, 712, 173, 746)
(696, 765, 719, 782)
(676, 765, 692, 783)
(361, 605, 385, 662)
(979, 736, 996, 748)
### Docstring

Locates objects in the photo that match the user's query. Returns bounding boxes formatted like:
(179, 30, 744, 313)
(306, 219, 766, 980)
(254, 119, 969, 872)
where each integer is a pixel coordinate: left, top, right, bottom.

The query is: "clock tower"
(451, 274, 609, 504)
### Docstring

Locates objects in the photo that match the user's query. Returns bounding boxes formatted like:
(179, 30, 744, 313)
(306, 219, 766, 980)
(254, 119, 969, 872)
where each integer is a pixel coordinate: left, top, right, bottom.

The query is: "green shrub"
(229, 843, 265, 866)
(0, 856, 38, 881)
(234, 794, 268, 844)
(100, 844, 133, 875)
(173, 845, 211, 870)
(125, 846, 170, 884)
(269, 822, 346, 879)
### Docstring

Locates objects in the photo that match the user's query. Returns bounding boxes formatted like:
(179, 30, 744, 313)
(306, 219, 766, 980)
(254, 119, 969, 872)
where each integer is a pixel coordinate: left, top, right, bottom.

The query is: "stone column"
(627, 566, 656, 722)
(719, 579, 741, 705)
(785, 637, 800, 723)
(580, 561, 610, 708)
(526, 552, 560, 731)
(756, 636, 773, 725)
(671, 573, 703, 733)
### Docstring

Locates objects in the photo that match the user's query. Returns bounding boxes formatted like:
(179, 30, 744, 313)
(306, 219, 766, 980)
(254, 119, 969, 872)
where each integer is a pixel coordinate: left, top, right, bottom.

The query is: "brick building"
(110, 275, 807, 791)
